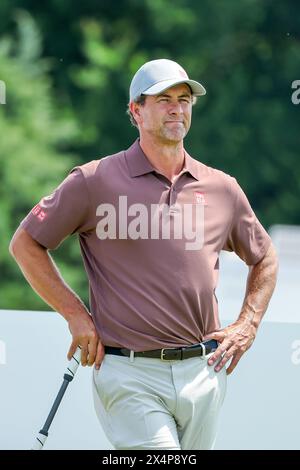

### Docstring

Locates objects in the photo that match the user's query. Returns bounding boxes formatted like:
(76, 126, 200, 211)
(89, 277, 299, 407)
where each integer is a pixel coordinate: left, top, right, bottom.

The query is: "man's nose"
(168, 101, 183, 115)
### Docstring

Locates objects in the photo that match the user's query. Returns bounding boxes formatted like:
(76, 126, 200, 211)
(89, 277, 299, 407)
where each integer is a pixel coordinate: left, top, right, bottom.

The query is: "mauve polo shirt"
(20, 139, 271, 351)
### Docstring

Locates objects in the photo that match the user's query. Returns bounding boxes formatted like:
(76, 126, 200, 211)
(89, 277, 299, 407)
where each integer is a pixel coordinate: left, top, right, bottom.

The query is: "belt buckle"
(161, 348, 176, 361)
(161, 347, 182, 361)
(161, 348, 168, 361)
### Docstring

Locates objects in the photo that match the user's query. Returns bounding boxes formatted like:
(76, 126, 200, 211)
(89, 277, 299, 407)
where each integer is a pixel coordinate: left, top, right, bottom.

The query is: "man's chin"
(161, 130, 187, 143)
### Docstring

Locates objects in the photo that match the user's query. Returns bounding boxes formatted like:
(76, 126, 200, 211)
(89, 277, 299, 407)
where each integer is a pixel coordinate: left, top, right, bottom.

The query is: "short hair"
(126, 94, 198, 128)
(127, 95, 147, 128)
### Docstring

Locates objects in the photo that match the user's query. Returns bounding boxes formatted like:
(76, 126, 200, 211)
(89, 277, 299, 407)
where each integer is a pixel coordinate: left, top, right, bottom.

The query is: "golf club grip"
(65, 345, 82, 378)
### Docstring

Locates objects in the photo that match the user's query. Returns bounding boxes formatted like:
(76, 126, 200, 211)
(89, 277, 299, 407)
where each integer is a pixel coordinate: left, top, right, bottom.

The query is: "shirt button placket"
(169, 186, 178, 213)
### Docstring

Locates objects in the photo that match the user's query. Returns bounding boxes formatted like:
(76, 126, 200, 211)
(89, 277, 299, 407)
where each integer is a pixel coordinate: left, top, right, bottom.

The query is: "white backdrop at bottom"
(0, 308, 299, 450)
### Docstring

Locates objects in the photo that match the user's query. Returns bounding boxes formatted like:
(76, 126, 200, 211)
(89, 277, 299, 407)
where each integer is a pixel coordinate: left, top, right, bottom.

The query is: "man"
(10, 58, 278, 450)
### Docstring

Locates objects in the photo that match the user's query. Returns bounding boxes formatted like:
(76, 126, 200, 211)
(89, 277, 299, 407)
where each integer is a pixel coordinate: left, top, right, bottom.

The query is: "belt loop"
(200, 342, 206, 360)
(180, 347, 185, 360)
(129, 350, 135, 363)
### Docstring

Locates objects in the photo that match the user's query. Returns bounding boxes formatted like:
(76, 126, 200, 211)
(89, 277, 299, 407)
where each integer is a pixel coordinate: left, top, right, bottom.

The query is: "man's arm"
(9, 227, 104, 369)
(204, 242, 278, 375)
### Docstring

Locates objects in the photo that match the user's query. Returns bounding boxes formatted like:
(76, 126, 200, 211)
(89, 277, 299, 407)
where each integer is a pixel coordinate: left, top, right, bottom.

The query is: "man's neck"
(139, 135, 185, 183)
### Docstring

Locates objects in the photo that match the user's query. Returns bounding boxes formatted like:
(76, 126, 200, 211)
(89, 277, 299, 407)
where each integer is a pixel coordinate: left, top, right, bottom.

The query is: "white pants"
(92, 351, 227, 450)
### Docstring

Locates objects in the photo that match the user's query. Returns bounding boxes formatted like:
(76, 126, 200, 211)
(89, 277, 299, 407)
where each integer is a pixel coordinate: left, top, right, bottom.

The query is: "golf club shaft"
(43, 377, 71, 432)
(31, 346, 82, 450)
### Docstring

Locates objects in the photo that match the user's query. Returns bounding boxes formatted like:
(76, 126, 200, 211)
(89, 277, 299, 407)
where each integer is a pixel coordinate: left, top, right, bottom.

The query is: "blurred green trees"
(0, 11, 84, 308)
(0, 0, 299, 309)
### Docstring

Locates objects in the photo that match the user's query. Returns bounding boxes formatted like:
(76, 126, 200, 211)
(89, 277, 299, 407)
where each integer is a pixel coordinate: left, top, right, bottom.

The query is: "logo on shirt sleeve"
(31, 204, 47, 221)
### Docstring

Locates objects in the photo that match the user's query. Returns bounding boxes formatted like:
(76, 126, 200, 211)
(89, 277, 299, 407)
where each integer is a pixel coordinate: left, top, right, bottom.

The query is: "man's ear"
(130, 101, 142, 124)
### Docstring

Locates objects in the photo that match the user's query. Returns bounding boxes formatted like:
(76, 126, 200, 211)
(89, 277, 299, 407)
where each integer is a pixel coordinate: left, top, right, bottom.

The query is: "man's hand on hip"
(203, 318, 257, 375)
(67, 313, 105, 370)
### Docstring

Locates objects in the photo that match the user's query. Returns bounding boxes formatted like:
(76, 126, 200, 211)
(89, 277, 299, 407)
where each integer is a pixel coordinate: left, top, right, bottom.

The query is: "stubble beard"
(158, 122, 189, 144)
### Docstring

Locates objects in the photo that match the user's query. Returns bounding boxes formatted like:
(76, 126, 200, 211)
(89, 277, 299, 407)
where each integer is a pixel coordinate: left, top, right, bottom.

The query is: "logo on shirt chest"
(194, 192, 206, 205)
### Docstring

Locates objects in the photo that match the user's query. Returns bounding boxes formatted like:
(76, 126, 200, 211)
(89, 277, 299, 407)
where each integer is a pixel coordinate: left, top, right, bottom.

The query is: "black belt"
(104, 339, 218, 361)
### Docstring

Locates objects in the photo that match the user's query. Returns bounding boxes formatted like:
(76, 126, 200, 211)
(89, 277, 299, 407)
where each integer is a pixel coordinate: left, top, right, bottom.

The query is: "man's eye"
(158, 98, 168, 102)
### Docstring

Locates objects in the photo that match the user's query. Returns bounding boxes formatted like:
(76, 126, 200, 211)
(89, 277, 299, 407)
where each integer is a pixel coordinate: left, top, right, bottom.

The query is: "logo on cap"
(178, 68, 188, 78)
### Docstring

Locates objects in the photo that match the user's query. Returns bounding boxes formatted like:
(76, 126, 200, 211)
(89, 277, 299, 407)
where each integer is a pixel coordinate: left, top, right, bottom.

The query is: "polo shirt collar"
(183, 151, 201, 181)
(125, 139, 200, 181)
(125, 139, 154, 177)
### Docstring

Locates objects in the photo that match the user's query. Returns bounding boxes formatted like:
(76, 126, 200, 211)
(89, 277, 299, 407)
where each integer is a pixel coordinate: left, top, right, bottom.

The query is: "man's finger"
(226, 353, 242, 375)
(207, 340, 231, 366)
(95, 342, 105, 370)
(67, 341, 77, 361)
(213, 346, 237, 372)
(203, 330, 227, 342)
(87, 337, 98, 366)
(80, 343, 89, 366)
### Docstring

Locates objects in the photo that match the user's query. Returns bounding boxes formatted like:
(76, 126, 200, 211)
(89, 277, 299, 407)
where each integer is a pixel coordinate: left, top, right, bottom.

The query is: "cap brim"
(142, 78, 206, 97)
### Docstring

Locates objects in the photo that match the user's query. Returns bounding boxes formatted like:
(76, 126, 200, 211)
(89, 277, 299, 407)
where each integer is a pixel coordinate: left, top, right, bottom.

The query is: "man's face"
(132, 84, 193, 143)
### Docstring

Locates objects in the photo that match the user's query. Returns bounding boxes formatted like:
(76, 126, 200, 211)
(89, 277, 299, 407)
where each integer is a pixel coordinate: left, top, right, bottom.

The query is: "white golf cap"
(129, 58, 206, 102)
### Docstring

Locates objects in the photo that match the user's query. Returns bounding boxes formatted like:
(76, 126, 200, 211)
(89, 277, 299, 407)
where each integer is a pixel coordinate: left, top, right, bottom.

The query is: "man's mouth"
(164, 121, 184, 124)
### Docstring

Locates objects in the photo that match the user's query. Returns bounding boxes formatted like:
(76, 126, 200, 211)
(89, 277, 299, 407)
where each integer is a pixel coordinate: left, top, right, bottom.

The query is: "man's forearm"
(9, 228, 89, 321)
(204, 243, 278, 374)
(238, 243, 279, 329)
(10, 227, 104, 367)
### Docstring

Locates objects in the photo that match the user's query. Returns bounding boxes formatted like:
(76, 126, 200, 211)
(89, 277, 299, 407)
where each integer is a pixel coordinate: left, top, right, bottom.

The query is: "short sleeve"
(222, 177, 272, 265)
(19, 168, 92, 249)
